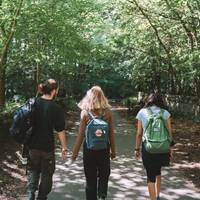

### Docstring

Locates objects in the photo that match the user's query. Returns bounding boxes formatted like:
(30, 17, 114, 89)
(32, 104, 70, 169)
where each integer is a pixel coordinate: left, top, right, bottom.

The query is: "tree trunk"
(34, 61, 40, 94)
(0, 66, 6, 108)
(0, 0, 24, 107)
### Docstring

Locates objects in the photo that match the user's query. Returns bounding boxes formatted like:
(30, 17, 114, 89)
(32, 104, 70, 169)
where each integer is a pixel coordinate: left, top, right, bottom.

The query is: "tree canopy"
(0, 0, 200, 107)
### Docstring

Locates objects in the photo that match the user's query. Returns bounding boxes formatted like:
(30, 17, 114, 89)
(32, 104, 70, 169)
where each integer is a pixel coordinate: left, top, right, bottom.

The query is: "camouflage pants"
(27, 149, 55, 200)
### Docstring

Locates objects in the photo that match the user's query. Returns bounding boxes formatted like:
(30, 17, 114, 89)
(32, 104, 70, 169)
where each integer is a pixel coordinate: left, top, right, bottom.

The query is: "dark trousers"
(27, 149, 55, 200)
(83, 145, 110, 200)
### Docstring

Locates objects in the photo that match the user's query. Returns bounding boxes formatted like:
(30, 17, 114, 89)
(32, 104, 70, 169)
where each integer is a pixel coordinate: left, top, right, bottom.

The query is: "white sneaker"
(16, 151, 28, 165)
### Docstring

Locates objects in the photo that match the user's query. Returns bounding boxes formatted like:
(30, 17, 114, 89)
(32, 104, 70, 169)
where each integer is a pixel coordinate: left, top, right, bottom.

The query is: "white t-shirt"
(136, 105, 171, 130)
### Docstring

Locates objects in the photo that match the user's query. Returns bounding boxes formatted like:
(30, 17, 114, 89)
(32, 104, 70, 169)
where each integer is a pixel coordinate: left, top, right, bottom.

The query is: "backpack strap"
(144, 107, 153, 132)
(159, 109, 169, 131)
(88, 111, 105, 119)
(147, 107, 153, 116)
(88, 112, 95, 120)
(143, 107, 156, 142)
(160, 109, 165, 118)
(148, 107, 163, 118)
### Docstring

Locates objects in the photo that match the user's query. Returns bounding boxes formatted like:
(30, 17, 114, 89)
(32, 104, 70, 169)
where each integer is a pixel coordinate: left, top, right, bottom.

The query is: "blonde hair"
(78, 86, 111, 111)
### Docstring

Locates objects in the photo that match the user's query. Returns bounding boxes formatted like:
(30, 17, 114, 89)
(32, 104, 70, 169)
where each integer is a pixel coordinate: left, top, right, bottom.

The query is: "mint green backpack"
(143, 108, 172, 154)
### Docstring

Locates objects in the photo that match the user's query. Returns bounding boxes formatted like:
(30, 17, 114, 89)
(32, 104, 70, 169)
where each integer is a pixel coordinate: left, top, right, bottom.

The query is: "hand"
(61, 148, 68, 160)
(71, 154, 77, 162)
(134, 150, 140, 160)
(110, 152, 116, 160)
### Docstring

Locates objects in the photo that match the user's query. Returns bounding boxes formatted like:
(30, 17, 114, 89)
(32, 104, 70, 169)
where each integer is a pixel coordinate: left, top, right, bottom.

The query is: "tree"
(0, 0, 23, 107)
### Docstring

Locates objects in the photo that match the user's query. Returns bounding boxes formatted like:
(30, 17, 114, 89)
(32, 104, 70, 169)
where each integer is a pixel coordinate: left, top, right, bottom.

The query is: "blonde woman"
(72, 86, 116, 200)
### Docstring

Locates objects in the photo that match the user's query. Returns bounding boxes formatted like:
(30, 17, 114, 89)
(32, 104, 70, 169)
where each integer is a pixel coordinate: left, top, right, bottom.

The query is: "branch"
(164, 0, 194, 51)
(128, 0, 176, 93)
(127, 0, 185, 22)
(0, 25, 7, 38)
(186, 1, 198, 47)
(130, 0, 170, 56)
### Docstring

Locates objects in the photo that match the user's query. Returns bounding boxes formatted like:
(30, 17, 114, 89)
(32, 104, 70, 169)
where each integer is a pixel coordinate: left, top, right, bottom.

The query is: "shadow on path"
(49, 110, 200, 200)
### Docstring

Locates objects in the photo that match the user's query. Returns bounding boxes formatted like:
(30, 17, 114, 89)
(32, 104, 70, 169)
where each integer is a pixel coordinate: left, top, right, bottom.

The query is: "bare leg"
(147, 182, 156, 200)
(156, 175, 161, 198)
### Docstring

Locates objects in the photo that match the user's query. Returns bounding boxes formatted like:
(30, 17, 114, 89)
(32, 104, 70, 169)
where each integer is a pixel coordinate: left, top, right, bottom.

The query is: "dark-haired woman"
(135, 93, 174, 200)
(27, 79, 67, 200)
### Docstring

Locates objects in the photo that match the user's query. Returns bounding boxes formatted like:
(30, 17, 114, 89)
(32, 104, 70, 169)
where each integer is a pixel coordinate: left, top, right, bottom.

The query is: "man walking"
(27, 79, 67, 200)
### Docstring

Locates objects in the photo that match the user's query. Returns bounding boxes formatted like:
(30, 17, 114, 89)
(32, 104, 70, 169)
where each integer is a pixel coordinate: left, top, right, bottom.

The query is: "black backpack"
(9, 98, 36, 144)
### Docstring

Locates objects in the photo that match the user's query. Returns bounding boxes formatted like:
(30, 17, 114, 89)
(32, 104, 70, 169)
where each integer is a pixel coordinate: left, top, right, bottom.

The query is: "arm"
(108, 111, 116, 159)
(57, 130, 67, 160)
(72, 110, 87, 161)
(166, 117, 175, 146)
(165, 117, 175, 157)
(166, 117, 172, 137)
(55, 105, 67, 160)
(135, 120, 143, 160)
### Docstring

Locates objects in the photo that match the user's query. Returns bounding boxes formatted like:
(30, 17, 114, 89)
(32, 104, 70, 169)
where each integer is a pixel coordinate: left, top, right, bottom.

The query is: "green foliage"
(4, 0, 133, 100)
(1, 0, 200, 105)
(102, 0, 200, 95)
(0, 100, 21, 135)
(0, 99, 24, 114)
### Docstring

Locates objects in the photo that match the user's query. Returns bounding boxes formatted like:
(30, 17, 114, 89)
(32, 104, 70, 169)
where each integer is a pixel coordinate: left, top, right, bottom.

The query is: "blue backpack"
(9, 98, 36, 144)
(85, 112, 109, 150)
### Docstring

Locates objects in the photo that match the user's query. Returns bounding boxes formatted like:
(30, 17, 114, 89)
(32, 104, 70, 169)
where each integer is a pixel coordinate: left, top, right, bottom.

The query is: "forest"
(1, 0, 200, 109)
(0, 1, 200, 199)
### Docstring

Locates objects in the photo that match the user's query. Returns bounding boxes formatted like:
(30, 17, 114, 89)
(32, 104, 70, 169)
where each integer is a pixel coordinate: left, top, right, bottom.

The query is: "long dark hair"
(145, 92, 166, 109)
(38, 79, 58, 95)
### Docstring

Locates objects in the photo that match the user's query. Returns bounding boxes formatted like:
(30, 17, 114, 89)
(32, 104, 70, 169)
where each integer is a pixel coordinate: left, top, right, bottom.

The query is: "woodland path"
(48, 109, 200, 200)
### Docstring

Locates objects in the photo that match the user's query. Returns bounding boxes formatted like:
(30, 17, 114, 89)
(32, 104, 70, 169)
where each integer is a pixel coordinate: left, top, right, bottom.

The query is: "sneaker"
(16, 151, 28, 165)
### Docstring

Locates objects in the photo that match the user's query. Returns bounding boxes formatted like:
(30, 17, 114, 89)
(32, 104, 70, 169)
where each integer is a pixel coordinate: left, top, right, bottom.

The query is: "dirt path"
(0, 109, 199, 199)
(48, 109, 200, 200)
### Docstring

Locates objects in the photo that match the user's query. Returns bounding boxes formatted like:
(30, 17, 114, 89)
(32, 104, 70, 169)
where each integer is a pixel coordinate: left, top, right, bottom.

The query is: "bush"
(0, 101, 22, 137)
